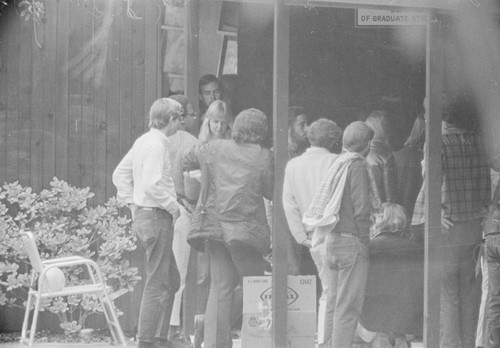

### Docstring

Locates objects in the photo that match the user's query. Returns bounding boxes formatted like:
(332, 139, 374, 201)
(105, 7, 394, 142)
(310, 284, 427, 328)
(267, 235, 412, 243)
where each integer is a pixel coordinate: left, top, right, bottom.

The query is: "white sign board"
(357, 9, 429, 27)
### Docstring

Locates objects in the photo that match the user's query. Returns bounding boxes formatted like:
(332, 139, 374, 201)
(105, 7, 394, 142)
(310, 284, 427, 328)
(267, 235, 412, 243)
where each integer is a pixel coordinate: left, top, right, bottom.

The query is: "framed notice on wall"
(218, 35, 238, 76)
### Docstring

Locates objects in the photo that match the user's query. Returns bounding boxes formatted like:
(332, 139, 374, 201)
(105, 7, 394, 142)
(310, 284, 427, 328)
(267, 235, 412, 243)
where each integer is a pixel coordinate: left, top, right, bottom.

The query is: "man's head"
(288, 106, 309, 156)
(306, 118, 342, 153)
(342, 121, 374, 156)
(199, 74, 222, 111)
(148, 98, 184, 136)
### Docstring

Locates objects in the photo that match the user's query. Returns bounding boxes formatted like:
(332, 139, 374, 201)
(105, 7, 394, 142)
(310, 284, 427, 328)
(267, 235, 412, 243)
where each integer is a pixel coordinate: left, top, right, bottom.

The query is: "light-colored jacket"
(282, 147, 338, 245)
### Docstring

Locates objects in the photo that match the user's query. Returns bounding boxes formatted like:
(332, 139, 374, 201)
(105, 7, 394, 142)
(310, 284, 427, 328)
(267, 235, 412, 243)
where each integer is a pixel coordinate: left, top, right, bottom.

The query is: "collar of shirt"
(303, 146, 331, 156)
(149, 128, 171, 146)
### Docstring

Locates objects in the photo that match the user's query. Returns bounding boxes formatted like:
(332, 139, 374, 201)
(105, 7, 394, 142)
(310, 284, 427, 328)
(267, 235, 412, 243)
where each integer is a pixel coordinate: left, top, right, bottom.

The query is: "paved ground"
(0, 339, 425, 347)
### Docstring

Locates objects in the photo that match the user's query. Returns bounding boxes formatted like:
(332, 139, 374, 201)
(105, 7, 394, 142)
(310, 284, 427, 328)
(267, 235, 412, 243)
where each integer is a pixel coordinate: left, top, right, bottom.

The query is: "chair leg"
(29, 294, 42, 346)
(99, 290, 127, 346)
(21, 292, 34, 344)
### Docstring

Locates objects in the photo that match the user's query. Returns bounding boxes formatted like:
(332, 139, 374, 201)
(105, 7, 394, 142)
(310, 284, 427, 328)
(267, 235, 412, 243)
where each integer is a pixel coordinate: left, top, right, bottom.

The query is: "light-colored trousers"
(170, 206, 191, 326)
(310, 242, 335, 345)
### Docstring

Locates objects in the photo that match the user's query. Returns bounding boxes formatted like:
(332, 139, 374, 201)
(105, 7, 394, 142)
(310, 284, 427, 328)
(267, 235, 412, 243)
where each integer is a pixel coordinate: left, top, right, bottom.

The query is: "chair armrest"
(42, 258, 100, 269)
(43, 256, 88, 264)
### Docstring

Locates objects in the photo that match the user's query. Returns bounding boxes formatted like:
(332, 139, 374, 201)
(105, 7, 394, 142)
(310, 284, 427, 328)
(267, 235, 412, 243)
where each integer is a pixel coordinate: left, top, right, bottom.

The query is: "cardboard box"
(241, 275, 316, 348)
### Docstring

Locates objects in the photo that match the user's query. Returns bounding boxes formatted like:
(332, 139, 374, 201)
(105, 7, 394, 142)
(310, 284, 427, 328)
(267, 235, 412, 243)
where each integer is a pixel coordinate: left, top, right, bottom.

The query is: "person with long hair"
(183, 99, 233, 348)
(185, 109, 273, 348)
(198, 100, 233, 144)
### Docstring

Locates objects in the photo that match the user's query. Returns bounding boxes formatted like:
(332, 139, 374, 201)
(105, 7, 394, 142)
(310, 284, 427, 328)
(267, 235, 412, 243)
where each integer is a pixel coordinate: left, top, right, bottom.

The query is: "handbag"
(187, 163, 210, 252)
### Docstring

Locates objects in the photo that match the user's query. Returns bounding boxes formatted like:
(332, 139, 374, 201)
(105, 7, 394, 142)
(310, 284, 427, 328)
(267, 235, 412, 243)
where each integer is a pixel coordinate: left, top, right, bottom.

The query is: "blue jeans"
(204, 241, 264, 348)
(325, 233, 369, 348)
(133, 208, 180, 343)
(486, 233, 500, 346)
(439, 219, 482, 348)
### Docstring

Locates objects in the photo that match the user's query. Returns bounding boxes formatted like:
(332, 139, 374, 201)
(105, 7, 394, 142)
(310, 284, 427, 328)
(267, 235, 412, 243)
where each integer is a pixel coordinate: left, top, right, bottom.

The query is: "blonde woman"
(198, 100, 233, 144)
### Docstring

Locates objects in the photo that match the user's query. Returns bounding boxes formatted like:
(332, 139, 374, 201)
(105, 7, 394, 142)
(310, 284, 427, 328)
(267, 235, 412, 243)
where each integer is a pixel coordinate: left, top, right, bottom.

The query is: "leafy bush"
(0, 178, 140, 333)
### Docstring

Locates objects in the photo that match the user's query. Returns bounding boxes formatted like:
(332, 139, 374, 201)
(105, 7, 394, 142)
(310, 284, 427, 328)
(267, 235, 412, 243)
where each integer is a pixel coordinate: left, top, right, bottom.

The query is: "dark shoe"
(138, 341, 155, 348)
(193, 315, 205, 348)
(154, 338, 174, 348)
(167, 326, 192, 347)
(490, 328, 500, 348)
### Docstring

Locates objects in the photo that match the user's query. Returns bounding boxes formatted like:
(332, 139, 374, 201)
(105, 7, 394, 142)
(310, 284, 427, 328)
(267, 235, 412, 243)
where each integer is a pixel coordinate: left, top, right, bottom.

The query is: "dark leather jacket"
(184, 139, 274, 255)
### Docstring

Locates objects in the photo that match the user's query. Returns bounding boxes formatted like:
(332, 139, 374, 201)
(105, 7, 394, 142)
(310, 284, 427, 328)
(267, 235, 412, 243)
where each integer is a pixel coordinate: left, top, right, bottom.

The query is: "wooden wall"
(0, 0, 163, 333)
(0, 0, 161, 204)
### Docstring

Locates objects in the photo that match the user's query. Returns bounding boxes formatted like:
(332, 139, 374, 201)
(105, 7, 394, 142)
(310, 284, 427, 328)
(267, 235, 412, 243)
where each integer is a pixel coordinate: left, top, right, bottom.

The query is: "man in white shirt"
(113, 98, 183, 348)
(282, 118, 342, 347)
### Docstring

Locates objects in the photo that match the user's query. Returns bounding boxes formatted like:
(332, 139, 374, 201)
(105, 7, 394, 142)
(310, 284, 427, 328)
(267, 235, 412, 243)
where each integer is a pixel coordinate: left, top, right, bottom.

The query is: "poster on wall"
(218, 36, 238, 76)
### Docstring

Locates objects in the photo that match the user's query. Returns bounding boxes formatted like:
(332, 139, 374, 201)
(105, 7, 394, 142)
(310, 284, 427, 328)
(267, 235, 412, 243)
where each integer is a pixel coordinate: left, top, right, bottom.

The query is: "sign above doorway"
(356, 8, 429, 26)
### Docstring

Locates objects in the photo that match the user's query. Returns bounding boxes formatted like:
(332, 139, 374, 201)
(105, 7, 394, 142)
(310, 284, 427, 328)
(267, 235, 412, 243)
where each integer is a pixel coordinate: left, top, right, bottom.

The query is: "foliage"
(0, 178, 140, 334)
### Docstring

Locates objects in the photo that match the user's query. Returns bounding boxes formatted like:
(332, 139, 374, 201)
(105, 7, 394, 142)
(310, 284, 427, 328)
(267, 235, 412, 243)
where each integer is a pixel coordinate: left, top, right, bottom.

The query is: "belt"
(137, 206, 167, 213)
(337, 233, 356, 238)
(137, 206, 159, 211)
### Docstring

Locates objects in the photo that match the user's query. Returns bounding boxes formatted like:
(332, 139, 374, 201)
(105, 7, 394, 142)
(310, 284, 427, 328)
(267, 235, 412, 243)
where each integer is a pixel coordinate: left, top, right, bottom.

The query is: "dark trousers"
(487, 233, 500, 346)
(133, 208, 180, 343)
(204, 241, 264, 348)
(439, 219, 482, 348)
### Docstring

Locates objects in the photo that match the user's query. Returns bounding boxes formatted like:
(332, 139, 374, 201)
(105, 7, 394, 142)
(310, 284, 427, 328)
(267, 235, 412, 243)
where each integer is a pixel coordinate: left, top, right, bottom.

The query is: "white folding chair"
(20, 231, 127, 346)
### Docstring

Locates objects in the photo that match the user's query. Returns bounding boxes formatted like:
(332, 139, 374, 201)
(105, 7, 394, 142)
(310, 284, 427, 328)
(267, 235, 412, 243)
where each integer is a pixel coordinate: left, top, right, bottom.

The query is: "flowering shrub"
(0, 178, 140, 333)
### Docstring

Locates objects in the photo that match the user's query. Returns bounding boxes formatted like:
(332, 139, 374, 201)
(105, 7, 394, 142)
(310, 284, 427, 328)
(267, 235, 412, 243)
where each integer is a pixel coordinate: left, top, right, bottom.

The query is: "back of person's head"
(372, 203, 408, 237)
(306, 118, 342, 152)
(232, 108, 268, 145)
(199, 74, 220, 93)
(405, 114, 425, 147)
(445, 91, 479, 131)
(288, 106, 306, 126)
(168, 94, 189, 115)
(342, 121, 374, 153)
(365, 110, 390, 144)
(148, 98, 183, 129)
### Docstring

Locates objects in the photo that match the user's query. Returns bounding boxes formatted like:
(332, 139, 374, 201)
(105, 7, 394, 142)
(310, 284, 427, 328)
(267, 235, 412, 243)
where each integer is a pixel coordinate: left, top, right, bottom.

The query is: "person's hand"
(172, 208, 181, 225)
(128, 204, 138, 221)
(301, 238, 312, 249)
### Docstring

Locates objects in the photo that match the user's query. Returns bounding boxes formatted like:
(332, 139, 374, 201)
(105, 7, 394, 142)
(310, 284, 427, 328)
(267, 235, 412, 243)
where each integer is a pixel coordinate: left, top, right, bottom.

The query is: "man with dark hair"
(438, 94, 490, 348)
(198, 74, 222, 121)
(113, 98, 183, 348)
(304, 120, 376, 347)
(283, 118, 342, 347)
